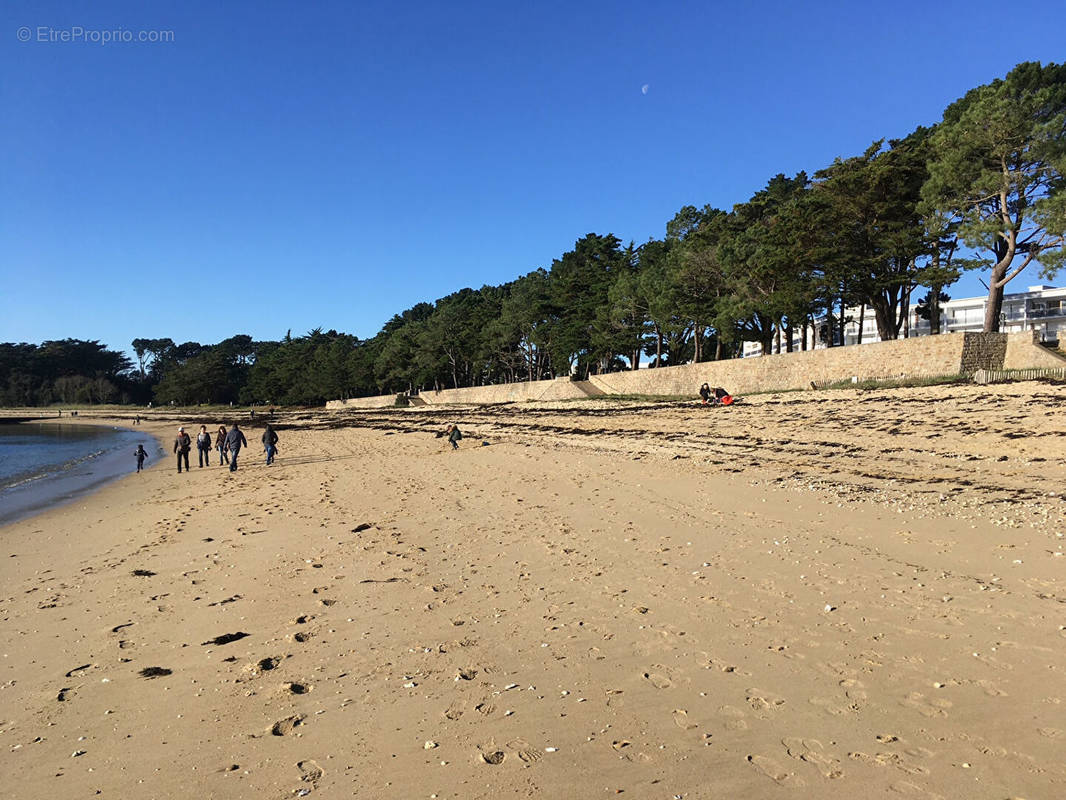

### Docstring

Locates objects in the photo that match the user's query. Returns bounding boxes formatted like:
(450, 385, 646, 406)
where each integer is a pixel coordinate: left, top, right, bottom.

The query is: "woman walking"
(216, 425, 230, 466)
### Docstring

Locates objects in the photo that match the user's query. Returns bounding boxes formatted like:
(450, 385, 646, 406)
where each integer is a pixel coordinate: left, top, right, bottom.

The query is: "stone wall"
(587, 333, 972, 397)
(418, 376, 590, 405)
(325, 376, 590, 410)
(1003, 330, 1066, 370)
(960, 333, 1008, 373)
(326, 393, 398, 410)
(327, 331, 1058, 409)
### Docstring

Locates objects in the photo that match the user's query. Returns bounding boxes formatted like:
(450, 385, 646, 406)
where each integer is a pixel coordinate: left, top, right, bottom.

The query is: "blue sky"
(2, 0, 1064, 356)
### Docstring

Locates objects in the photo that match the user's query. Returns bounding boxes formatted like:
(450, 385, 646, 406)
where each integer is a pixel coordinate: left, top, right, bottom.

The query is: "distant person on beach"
(712, 387, 734, 406)
(262, 424, 279, 465)
(134, 415, 141, 425)
(135, 444, 149, 472)
(216, 425, 229, 466)
(174, 426, 191, 473)
(699, 383, 711, 405)
(446, 424, 462, 450)
(196, 425, 212, 467)
(225, 423, 248, 472)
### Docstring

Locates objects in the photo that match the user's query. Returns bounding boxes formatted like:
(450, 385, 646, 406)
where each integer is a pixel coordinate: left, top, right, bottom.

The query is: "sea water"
(0, 423, 161, 527)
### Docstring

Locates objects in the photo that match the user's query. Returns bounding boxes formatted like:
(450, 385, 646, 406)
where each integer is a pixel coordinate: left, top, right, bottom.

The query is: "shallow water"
(0, 423, 162, 527)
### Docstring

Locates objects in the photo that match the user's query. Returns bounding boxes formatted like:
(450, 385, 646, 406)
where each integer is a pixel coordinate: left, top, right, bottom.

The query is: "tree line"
(2, 62, 1063, 408)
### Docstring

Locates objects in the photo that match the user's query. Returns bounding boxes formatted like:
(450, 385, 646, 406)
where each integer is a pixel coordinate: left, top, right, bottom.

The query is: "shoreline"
(2, 386, 1065, 798)
(0, 418, 168, 529)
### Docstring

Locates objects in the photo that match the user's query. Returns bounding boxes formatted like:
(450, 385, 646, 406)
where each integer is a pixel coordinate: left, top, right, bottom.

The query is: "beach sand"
(2, 383, 1065, 799)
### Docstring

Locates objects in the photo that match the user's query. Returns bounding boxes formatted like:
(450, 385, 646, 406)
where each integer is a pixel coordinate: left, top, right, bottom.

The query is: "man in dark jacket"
(174, 426, 191, 473)
(262, 424, 279, 465)
(225, 423, 249, 472)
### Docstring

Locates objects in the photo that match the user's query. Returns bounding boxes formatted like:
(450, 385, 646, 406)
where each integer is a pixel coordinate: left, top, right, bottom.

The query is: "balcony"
(1002, 306, 1066, 321)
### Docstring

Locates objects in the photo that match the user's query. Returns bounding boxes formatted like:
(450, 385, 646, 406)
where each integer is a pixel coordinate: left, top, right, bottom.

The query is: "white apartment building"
(743, 285, 1066, 357)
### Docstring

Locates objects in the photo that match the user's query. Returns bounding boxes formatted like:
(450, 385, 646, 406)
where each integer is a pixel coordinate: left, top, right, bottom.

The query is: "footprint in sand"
(746, 688, 786, 714)
(442, 700, 464, 721)
(672, 709, 697, 730)
(271, 715, 305, 736)
(642, 667, 673, 689)
(900, 692, 952, 718)
(839, 678, 867, 704)
(506, 738, 541, 763)
(974, 679, 1007, 696)
(477, 746, 505, 765)
(718, 705, 748, 731)
(808, 696, 850, 716)
(781, 737, 843, 779)
(297, 759, 324, 782)
(254, 656, 283, 673)
(889, 780, 945, 799)
(747, 754, 803, 786)
(702, 654, 746, 675)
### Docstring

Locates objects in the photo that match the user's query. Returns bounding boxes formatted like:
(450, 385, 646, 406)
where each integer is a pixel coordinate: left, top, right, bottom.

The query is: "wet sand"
(2, 382, 1065, 799)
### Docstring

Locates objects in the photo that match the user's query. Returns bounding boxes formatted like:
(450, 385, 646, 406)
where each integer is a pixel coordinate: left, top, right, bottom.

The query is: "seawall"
(326, 331, 1066, 409)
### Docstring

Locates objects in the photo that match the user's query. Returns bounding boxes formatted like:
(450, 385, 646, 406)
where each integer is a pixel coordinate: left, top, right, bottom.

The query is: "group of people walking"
(172, 423, 279, 473)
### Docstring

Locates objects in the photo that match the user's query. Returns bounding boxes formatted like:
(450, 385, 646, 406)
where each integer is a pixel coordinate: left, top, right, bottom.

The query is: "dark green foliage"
(922, 61, 1066, 331)
(0, 340, 135, 406)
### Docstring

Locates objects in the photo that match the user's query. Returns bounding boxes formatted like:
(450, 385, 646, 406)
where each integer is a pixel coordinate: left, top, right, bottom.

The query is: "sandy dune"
(2, 382, 1065, 799)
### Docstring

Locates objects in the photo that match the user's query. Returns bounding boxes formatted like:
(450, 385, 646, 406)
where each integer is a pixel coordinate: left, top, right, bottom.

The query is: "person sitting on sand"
(712, 387, 734, 406)
(135, 444, 149, 473)
(699, 383, 712, 405)
(446, 424, 462, 450)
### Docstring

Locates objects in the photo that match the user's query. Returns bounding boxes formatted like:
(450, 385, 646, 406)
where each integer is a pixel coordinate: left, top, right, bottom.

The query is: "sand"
(2, 382, 1065, 799)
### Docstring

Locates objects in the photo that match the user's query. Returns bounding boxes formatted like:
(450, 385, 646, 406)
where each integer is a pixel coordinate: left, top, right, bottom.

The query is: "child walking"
(135, 444, 149, 473)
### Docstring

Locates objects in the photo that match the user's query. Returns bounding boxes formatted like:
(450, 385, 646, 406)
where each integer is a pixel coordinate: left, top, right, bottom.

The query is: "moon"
(641, 84, 649, 95)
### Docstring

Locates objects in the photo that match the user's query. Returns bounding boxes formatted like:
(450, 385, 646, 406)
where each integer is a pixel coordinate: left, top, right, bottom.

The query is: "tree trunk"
(869, 296, 899, 341)
(929, 288, 942, 335)
(984, 264, 1008, 332)
(785, 320, 794, 353)
(902, 286, 912, 338)
(857, 304, 865, 345)
(655, 325, 663, 367)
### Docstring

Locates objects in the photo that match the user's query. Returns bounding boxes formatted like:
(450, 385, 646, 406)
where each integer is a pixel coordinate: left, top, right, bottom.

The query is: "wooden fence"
(973, 367, 1066, 384)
